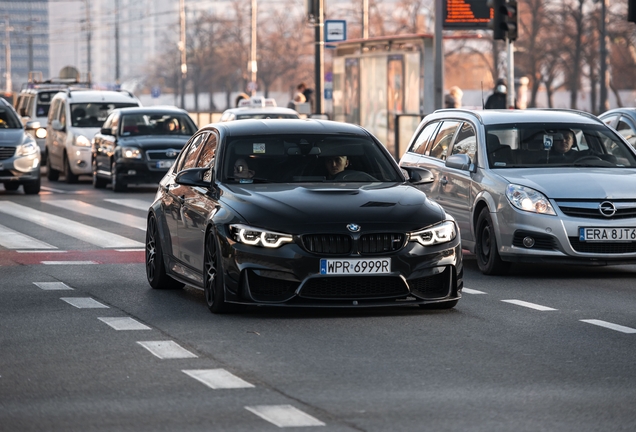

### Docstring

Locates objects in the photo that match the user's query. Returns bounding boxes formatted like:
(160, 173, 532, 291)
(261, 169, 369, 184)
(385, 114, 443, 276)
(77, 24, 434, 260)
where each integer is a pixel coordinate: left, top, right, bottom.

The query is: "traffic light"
(629, 0, 636, 23)
(488, 0, 506, 40)
(502, 0, 518, 41)
(488, 0, 518, 41)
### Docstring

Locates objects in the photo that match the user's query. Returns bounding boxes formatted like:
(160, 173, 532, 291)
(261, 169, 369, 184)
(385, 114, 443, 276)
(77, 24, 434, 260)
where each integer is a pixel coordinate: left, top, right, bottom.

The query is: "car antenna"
(481, 81, 485, 110)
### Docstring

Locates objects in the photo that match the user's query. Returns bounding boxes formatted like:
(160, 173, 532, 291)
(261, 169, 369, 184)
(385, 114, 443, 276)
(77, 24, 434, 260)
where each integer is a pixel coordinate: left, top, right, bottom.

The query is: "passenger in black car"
(233, 158, 255, 180)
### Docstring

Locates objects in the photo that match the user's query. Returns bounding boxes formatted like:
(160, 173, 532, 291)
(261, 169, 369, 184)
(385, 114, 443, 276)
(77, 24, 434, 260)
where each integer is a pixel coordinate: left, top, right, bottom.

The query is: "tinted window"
(178, 133, 207, 171)
(197, 133, 218, 167)
(451, 122, 476, 162)
(235, 113, 299, 120)
(120, 113, 197, 136)
(408, 122, 439, 155)
(428, 121, 460, 160)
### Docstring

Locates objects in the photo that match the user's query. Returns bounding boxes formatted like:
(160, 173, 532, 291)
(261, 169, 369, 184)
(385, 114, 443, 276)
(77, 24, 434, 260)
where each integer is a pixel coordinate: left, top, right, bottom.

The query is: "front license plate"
(579, 227, 636, 242)
(156, 160, 173, 169)
(320, 258, 391, 275)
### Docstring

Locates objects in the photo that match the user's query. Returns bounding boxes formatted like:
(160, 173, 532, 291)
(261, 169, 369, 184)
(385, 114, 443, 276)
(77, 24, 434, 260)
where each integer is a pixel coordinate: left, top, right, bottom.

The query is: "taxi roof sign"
(238, 97, 277, 108)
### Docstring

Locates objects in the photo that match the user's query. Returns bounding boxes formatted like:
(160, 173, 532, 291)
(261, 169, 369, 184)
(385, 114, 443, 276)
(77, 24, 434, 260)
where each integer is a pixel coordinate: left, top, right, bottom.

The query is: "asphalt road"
(1, 178, 635, 431)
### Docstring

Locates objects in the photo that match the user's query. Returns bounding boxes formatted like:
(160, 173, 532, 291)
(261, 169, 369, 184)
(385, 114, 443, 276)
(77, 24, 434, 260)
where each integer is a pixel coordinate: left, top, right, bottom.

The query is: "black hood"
(118, 135, 190, 149)
(221, 183, 446, 233)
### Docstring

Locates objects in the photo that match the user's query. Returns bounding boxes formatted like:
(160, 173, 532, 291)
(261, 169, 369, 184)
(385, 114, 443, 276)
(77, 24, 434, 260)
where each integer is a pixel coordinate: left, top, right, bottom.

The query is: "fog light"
(127, 170, 136, 175)
(522, 236, 535, 248)
(77, 161, 87, 168)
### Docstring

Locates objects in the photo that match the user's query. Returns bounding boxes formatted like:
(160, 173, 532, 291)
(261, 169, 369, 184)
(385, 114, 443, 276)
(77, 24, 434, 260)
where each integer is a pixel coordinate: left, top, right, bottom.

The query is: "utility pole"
(507, 38, 514, 108)
(179, 0, 187, 108)
(84, 0, 92, 79)
(249, 0, 257, 95)
(3, 16, 12, 94)
(599, 0, 609, 113)
(362, 0, 369, 39)
(434, 0, 443, 109)
(314, 0, 324, 114)
(115, 0, 120, 86)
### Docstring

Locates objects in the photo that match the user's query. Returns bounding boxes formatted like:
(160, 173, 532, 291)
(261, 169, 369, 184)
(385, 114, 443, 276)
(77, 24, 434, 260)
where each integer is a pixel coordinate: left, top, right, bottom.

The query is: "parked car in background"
(598, 108, 636, 148)
(92, 106, 197, 191)
(399, 108, 636, 275)
(145, 119, 463, 313)
(0, 98, 41, 194)
(45, 89, 141, 183)
(219, 97, 300, 121)
(14, 76, 91, 163)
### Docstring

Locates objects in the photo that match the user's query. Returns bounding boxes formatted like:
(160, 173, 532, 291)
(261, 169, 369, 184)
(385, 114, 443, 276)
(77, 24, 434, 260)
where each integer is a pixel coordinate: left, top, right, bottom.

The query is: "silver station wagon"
(399, 109, 636, 275)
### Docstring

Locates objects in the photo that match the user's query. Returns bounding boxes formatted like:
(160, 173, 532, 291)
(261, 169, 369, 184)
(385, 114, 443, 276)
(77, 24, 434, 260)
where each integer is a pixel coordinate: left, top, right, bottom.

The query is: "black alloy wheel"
(145, 214, 183, 290)
(64, 153, 79, 184)
(475, 208, 510, 275)
(46, 152, 59, 181)
(204, 230, 231, 314)
(92, 159, 107, 189)
(111, 161, 127, 192)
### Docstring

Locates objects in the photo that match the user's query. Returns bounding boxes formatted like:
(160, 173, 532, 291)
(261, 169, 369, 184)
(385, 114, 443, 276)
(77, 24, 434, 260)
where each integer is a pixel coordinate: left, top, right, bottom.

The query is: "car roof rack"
(21, 71, 92, 91)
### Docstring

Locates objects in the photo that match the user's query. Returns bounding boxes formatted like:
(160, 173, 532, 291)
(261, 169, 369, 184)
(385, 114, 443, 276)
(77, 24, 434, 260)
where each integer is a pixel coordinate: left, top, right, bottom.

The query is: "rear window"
(70, 102, 139, 128)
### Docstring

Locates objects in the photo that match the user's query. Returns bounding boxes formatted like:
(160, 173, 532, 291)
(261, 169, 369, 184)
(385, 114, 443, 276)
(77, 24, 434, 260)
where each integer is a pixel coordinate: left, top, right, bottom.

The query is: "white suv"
(45, 89, 141, 183)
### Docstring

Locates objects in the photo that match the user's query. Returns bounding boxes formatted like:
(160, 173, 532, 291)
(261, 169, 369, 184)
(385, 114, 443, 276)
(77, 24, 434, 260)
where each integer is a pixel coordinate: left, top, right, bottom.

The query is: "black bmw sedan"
(145, 119, 463, 313)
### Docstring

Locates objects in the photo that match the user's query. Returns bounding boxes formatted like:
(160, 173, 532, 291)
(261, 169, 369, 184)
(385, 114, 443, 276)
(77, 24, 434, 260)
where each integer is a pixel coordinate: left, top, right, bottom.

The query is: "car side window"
(616, 118, 636, 147)
(102, 113, 114, 131)
(427, 121, 460, 161)
(177, 132, 208, 172)
(450, 122, 477, 162)
(48, 99, 60, 123)
(601, 115, 617, 127)
(408, 122, 439, 155)
(197, 132, 218, 168)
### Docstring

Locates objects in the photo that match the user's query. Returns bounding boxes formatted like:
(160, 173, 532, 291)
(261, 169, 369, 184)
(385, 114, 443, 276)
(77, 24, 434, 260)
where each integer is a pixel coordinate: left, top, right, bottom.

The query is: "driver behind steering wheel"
(324, 155, 350, 179)
(541, 129, 578, 163)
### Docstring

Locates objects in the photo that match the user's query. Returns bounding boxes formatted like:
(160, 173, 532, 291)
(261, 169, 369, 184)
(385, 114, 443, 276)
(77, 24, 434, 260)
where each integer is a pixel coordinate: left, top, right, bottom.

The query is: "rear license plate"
(156, 160, 173, 169)
(320, 258, 391, 275)
(579, 227, 636, 242)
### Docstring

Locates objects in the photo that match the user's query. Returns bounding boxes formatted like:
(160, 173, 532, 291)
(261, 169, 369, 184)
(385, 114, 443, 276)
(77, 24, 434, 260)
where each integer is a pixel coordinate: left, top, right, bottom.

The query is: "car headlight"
(230, 224, 293, 248)
(410, 220, 457, 246)
(74, 135, 91, 147)
(35, 127, 47, 139)
(121, 146, 142, 159)
(16, 141, 39, 157)
(505, 184, 556, 215)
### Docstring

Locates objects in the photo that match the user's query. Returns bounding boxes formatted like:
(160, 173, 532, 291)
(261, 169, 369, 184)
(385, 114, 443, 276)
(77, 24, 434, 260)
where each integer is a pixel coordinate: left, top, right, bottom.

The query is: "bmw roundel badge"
(347, 223, 361, 232)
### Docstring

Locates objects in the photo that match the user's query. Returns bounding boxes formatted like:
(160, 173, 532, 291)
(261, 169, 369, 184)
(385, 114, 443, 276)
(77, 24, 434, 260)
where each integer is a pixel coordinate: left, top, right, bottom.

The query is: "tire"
(46, 152, 60, 181)
(475, 208, 510, 275)
(3, 182, 20, 191)
(145, 214, 183, 290)
(23, 177, 41, 195)
(64, 153, 79, 184)
(204, 230, 231, 314)
(92, 159, 107, 189)
(419, 300, 458, 310)
(111, 161, 127, 192)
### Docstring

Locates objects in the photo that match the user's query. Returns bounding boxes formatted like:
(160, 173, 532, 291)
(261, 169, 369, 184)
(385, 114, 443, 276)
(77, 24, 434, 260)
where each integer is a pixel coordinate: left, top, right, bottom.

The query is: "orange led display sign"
(444, 0, 492, 29)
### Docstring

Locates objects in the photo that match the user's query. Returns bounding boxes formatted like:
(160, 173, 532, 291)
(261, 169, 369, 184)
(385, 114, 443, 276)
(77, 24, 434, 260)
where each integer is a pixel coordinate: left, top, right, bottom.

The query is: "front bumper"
(69, 147, 92, 175)
(220, 233, 463, 308)
(0, 153, 41, 182)
(496, 204, 636, 265)
(115, 158, 174, 185)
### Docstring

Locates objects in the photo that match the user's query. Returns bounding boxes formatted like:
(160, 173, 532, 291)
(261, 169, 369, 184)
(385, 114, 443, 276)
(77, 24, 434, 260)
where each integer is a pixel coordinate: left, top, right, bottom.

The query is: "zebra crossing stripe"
(45, 199, 147, 230)
(0, 202, 143, 249)
(104, 198, 152, 212)
(0, 223, 57, 250)
(245, 405, 325, 427)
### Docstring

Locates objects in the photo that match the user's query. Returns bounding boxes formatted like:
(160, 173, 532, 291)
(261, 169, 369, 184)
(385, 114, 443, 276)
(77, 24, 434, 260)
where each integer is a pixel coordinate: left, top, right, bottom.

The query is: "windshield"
(222, 134, 402, 183)
(485, 123, 636, 168)
(0, 106, 22, 129)
(71, 102, 139, 128)
(120, 113, 197, 136)
(235, 113, 299, 120)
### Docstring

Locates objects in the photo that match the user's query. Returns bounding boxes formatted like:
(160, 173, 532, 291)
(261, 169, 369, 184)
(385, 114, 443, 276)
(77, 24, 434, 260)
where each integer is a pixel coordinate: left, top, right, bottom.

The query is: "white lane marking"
(0, 202, 143, 248)
(501, 299, 557, 311)
(34, 282, 73, 290)
(42, 261, 98, 265)
(137, 341, 198, 359)
(104, 198, 151, 212)
(0, 223, 57, 250)
(245, 405, 325, 428)
(61, 297, 109, 308)
(45, 199, 147, 231)
(463, 287, 487, 294)
(40, 186, 68, 193)
(183, 369, 255, 389)
(98, 317, 151, 331)
(581, 319, 636, 334)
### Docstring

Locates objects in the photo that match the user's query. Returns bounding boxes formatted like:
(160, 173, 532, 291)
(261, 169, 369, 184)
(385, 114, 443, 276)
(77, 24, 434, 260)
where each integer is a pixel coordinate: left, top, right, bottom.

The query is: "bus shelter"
(331, 34, 436, 159)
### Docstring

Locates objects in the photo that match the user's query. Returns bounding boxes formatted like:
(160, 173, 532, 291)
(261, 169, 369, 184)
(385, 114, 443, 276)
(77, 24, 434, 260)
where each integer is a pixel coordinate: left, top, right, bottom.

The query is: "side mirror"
(100, 127, 114, 136)
(175, 167, 212, 188)
(445, 153, 472, 171)
(51, 120, 64, 131)
(25, 120, 41, 131)
(19, 107, 28, 117)
(401, 166, 434, 185)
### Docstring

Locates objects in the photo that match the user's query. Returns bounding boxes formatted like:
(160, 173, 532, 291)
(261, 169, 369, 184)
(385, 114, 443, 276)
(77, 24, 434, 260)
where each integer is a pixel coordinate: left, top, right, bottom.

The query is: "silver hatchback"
(399, 109, 636, 274)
